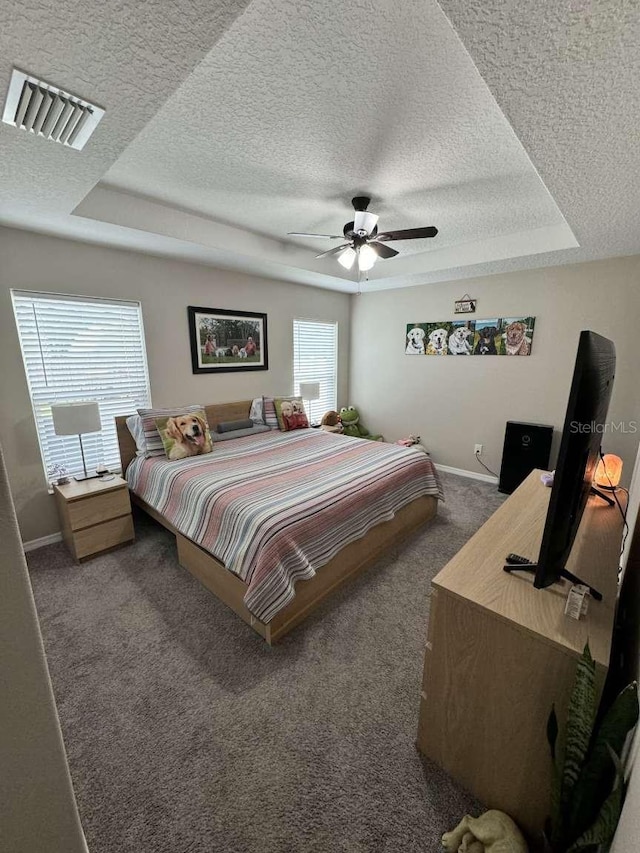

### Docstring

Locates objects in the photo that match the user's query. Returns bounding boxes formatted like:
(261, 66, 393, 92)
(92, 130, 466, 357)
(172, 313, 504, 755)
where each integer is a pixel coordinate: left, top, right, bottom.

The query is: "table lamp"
(51, 402, 102, 481)
(299, 381, 321, 425)
(594, 453, 623, 490)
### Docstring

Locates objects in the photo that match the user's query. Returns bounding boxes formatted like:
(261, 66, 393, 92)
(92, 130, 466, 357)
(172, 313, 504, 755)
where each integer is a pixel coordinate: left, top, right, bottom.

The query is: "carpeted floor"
(28, 471, 505, 853)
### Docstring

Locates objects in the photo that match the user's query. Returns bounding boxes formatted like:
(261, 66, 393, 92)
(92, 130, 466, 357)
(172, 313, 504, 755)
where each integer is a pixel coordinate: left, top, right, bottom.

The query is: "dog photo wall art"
(188, 306, 268, 374)
(405, 317, 535, 356)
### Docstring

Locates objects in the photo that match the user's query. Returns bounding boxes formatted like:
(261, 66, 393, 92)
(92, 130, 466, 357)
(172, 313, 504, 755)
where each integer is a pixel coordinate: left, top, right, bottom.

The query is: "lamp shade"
(338, 247, 356, 270)
(299, 382, 320, 401)
(594, 453, 623, 489)
(51, 402, 101, 436)
(358, 244, 377, 272)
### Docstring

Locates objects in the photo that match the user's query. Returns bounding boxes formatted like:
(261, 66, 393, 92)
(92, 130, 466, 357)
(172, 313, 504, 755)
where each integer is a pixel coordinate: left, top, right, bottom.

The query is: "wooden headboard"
(115, 400, 253, 475)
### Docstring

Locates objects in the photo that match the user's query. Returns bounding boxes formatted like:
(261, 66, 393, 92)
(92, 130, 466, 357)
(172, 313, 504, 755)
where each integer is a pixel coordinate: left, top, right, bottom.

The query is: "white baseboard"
(23, 532, 63, 552)
(436, 463, 499, 485)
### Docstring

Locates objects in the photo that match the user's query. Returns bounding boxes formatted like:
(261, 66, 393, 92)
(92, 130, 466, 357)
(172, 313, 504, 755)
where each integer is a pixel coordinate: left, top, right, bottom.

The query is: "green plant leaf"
(567, 682, 639, 840)
(566, 748, 625, 853)
(562, 645, 597, 805)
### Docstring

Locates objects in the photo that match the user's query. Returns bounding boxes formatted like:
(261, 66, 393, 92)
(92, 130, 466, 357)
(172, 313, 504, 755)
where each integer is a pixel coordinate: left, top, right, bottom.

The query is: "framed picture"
(502, 316, 535, 356)
(405, 316, 535, 356)
(473, 319, 504, 355)
(188, 306, 268, 373)
(454, 294, 477, 314)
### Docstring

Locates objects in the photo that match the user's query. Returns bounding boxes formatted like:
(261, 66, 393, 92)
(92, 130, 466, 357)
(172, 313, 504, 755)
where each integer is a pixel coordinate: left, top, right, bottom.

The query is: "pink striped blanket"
(126, 429, 443, 622)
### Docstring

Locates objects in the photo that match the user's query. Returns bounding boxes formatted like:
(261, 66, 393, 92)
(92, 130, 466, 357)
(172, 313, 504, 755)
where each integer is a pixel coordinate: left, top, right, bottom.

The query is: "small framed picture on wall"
(188, 306, 268, 374)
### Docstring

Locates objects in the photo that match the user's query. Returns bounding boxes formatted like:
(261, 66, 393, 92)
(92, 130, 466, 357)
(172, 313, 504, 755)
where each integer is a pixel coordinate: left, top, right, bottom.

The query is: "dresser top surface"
(432, 470, 624, 665)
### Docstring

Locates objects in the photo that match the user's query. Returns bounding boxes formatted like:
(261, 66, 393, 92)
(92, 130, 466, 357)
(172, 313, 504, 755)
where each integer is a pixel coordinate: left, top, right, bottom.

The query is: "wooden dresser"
(54, 476, 134, 562)
(417, 470, 624, 836)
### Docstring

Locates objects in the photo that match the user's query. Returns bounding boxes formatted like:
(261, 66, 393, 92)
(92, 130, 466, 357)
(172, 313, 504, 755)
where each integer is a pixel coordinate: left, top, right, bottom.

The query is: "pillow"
(262, 396, 279, 429)
(249, 397, 265, 425)
(217, 418, 254, 433)
(126, 414, 147, 456)
(137, 404, 205, 457)
(212, 424, 271, 442)
(274, 397, 309, 432)
(154, 409, 213, 461)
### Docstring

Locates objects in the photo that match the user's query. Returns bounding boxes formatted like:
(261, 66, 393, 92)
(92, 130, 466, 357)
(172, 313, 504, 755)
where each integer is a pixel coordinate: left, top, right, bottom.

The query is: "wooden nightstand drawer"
(54, 476, 134, 561)
(67, 487, 131, 531)
(74, 515, 135, 560)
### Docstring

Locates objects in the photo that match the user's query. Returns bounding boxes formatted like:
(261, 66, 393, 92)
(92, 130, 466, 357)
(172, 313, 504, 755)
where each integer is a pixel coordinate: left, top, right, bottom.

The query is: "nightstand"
(53, 476, 134, 562)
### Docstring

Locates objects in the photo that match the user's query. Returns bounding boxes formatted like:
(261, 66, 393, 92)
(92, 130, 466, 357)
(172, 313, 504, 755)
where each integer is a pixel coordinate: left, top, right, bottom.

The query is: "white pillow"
(249, 397, 265, 425)
(126, 415, 147, 456)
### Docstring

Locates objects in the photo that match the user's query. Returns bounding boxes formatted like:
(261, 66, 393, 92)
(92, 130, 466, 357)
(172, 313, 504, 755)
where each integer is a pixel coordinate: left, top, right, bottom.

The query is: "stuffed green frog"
(339, 406, 383, 441)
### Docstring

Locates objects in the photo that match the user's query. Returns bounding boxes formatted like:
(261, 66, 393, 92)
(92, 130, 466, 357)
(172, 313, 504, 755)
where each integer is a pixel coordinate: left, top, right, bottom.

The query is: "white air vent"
(2, 69, 104, 151)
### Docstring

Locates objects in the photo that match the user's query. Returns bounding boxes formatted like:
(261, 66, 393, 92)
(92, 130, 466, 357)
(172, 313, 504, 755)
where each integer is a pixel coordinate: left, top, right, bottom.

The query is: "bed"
(116, 401, 441, 644)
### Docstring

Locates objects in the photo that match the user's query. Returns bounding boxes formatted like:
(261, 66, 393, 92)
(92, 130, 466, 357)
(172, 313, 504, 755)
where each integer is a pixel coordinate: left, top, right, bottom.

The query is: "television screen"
(534, 331, 616, 590)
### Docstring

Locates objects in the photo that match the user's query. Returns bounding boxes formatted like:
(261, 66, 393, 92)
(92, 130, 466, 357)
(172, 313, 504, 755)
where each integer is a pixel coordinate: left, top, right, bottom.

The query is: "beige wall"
(0, 226, 351, 542)
(351, 256, 640, 481)
(0, 441, 88, 853)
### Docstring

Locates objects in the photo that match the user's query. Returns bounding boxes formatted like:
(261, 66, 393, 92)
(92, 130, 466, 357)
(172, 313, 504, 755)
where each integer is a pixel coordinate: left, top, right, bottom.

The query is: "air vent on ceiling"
(2, 69, 105, 151)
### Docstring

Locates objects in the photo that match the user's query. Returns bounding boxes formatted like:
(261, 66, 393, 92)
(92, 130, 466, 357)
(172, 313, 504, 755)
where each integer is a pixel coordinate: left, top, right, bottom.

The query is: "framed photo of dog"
(405, 317, 535, 356)
(188, 306, 268, 373)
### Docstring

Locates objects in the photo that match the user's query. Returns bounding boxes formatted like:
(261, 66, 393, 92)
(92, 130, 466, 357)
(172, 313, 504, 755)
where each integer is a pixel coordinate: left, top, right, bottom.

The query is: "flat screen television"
(505, 330, 616, 599)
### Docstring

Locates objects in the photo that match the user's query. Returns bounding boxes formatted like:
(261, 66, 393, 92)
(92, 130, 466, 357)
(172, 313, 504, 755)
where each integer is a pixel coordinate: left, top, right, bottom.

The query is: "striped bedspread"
(126, 429, 443, 623)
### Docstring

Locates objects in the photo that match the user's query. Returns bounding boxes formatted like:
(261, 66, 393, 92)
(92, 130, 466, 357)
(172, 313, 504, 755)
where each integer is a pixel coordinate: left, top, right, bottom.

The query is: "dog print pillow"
(155, 410, 213, 461)
(137, 404, 205, 456)
(274, 397, 309, 432)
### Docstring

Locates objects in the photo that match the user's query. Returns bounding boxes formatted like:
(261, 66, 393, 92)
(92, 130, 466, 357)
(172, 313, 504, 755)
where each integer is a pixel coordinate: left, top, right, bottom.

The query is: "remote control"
(505, 553, 534, 565)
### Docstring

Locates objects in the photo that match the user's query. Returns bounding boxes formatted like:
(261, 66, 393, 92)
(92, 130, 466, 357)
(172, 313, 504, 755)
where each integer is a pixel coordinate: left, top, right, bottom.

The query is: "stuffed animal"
(442, 810, 528, 853)
(396, 435, 429, 454)
(320, 410, 344, 434)
(339, 406, 383, 441)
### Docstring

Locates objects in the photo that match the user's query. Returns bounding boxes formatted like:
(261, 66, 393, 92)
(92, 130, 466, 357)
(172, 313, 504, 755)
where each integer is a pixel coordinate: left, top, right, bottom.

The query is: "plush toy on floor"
(442, 810, 528, 853)
(320, 410, 344, 433)
(339, 406, 383, 441)
(396, 435, 429, 454)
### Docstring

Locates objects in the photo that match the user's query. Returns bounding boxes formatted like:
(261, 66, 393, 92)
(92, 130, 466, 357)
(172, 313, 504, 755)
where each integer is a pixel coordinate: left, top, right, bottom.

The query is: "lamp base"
(74, 472, 101, 482)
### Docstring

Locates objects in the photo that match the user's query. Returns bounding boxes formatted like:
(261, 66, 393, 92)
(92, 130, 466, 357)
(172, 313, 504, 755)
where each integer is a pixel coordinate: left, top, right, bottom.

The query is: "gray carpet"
(27, 471, 505, 853)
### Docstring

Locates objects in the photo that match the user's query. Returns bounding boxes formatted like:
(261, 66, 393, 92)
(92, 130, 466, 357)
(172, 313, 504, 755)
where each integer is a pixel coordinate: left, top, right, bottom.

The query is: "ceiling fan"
(287, 196, 438, 275)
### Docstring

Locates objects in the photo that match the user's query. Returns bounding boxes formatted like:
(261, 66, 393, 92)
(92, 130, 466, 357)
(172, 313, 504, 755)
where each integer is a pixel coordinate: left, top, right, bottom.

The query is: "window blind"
(12, 290, 151, 480)
(293, 319, 338, 424)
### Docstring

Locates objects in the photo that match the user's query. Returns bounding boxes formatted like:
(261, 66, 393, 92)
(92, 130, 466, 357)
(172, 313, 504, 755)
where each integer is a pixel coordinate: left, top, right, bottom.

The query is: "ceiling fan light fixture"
(358, 243, 377, 272)
(338, 246, 357, 270)
(353, 210, 379, 235)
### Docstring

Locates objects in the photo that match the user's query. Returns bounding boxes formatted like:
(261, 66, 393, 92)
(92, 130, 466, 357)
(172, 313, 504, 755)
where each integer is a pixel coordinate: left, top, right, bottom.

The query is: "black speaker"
(498, 421, 553, 495)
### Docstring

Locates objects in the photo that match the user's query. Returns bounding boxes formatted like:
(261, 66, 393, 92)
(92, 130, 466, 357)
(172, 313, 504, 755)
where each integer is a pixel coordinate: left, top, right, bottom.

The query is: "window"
(293, 319, 338, 424)
(12, 291, 151, 480)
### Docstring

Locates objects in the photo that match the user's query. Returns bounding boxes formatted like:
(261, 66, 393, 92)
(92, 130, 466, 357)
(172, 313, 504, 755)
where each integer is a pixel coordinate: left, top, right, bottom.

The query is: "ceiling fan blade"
(376, 226, 438, 242)
(315, 243, 351, 259)
(288, 232, 344, 239)
(369, 241, 399, 260)
(353, 211, 379, 234)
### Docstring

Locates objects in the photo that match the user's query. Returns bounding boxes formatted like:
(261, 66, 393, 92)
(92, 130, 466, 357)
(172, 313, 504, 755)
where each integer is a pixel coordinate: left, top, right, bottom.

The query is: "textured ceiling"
(0, 0, 253, 224)
(102, 0, 568, 263)
(429, 0, 640, 280)
(0, 0, 639, 292)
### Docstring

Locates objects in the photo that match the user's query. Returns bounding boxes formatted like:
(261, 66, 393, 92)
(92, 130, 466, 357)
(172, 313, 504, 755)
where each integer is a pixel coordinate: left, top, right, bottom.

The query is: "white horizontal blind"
(293, 319, 338, 424)
(12, 291, 151, 480)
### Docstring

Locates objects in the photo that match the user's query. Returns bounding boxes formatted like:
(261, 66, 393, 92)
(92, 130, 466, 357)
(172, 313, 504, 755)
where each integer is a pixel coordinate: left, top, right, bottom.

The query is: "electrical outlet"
(474, 443, 483, 455)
